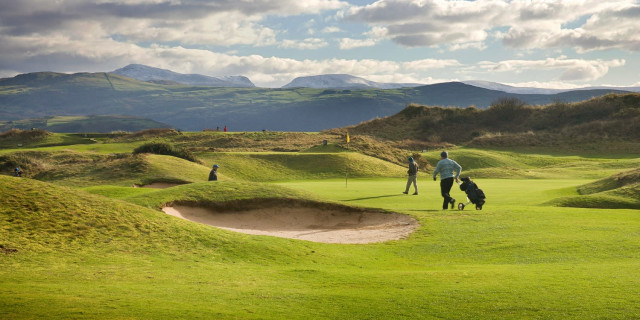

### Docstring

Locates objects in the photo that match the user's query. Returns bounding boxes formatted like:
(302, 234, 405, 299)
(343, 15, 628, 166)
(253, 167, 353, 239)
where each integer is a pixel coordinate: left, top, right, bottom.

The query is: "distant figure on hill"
(403, 157, 419, 195)
(14, 167, 23, 177)
(208, 164, 219, 181)
(223, 126, 227, 132)
(432, 151, 461, 210)
(216, 126, 220, 131)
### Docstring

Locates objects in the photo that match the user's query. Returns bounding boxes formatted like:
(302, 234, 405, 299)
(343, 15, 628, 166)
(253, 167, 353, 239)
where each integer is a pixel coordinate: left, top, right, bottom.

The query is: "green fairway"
(1, 135, 639, 319)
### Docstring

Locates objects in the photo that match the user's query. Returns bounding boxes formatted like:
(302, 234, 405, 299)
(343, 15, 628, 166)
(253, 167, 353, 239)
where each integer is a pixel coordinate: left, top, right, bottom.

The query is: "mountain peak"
(282, 74, 423, 89)
(111, 64, 254, 88)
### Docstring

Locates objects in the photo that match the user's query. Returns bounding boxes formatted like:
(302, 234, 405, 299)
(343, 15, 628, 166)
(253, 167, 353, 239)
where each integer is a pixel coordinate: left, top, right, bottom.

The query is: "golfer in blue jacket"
(432, 151, 462, 210)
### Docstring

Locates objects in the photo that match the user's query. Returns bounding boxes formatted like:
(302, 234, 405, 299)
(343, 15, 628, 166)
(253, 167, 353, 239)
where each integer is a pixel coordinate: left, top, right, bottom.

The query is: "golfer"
(208, 164, 219, 181)
(403, 157, 419, 195)
(432, 151, 461, 210)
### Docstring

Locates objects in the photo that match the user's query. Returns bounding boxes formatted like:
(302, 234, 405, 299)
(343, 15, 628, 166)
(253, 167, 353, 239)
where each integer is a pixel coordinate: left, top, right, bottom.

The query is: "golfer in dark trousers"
(432, 151, 462, 210)
(403, 156, 419, 195)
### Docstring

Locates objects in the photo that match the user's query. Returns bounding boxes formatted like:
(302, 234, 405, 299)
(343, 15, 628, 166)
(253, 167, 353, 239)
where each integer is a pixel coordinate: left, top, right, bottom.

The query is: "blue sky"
(0, 0, 638, 88)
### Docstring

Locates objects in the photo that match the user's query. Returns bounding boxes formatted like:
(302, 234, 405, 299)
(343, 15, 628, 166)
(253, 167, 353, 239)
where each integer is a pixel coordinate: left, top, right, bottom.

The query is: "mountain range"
(0, 68, 635, 132)
(111, 64, 640, 93)
(282, 74, 422, 89)
(112, 64, 255, 88)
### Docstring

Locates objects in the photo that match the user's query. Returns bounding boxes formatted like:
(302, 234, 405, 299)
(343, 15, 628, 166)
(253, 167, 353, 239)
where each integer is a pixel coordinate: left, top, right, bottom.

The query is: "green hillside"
(349, 93, 640, 149)
(0, 115, 171, 133)
(0, 72, 630, 132)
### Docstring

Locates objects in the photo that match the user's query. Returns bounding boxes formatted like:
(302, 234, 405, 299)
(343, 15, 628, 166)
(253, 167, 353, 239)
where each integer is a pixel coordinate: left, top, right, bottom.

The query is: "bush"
(133, 142, 202, 164)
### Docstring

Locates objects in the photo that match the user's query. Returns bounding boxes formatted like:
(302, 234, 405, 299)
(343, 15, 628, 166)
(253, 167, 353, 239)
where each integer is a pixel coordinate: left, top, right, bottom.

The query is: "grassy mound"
(133, 142, 202, 164)
(0, 129, 51, 148)
(578, 168, 640, 194)
(550, 168, 640, 209)
(0, 176, 317, 256)
(0, 151, 211, 187)
(347, 93, 640, 150)
(196, 151, 408, 182)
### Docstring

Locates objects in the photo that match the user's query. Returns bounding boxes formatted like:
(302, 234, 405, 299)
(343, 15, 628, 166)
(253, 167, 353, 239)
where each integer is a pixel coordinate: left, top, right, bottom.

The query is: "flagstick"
(345, 141, 349, 188)
(345, 131, 350, 188)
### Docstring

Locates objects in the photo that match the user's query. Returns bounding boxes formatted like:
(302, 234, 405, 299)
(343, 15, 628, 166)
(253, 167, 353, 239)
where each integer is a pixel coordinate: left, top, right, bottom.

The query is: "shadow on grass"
(342, 194, 404, 201)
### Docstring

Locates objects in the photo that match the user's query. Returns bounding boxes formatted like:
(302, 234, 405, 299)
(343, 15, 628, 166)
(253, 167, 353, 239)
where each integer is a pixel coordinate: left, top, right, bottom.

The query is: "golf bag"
(458, 177, 486, 210)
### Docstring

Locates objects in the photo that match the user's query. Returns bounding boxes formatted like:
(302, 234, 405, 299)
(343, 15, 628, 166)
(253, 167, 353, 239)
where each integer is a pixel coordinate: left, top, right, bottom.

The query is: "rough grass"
(347, 93, 640, 150)
(0, 151, 211, 187)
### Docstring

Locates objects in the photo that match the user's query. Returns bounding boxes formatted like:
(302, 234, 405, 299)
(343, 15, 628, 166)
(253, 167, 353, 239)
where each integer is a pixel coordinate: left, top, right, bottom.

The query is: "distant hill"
(111, 64, 255, 88)
(0, 115, 171, 133)
(0, 71, 631, 132)
(463, 80, 640, 94)
(347, 93, 640, 146)
(282, 74, 422, 89)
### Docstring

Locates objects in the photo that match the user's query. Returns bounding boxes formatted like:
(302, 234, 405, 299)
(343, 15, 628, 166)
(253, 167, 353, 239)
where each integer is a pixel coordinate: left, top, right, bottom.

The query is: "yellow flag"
(346, 132, 350, 143)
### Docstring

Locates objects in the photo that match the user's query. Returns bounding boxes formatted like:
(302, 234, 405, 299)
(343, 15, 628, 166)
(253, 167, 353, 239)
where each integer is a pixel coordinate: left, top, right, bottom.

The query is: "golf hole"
(162, 199, 418, 244)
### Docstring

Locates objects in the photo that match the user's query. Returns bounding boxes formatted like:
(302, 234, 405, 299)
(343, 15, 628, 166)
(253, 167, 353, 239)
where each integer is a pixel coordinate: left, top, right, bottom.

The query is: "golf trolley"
(456, 177, 486, 210)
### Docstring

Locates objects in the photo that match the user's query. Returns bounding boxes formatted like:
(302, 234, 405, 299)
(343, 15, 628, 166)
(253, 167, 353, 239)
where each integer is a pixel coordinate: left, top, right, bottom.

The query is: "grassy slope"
(2, 175, 639, 319)
(197, 151, 408, 181)
(0, 151, 212, 187)
(0, 115, 170, 133)
(1, 134, 640, 318)
(347, 93, 640, 150)
(549, 168, 640, 209)
(423, 148, 640, 180)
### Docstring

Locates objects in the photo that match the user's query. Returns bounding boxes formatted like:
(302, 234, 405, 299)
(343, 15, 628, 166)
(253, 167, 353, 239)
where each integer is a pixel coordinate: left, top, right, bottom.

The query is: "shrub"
(133, 142, 202, 164)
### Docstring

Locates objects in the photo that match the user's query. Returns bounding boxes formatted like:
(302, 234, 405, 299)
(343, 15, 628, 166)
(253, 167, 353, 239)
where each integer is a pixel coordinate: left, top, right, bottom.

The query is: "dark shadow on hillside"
(343, 194, 403, 201)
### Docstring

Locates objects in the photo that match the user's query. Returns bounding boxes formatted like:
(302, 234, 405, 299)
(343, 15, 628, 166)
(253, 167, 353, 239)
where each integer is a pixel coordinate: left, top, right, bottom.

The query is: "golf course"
(1, 105, 639, 318)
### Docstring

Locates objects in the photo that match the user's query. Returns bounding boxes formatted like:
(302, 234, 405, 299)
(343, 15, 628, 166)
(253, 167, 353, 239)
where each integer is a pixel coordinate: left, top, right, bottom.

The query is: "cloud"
(280, 38, 329, 50)
(0, 29, 463, 87)
(338, 26, 387, 49)
(346, 0, 640, 52)
(322, 26, 343, 33)
(475, 57, 625, 82)
(401, 59, 461, 71)
(0, 0, 348, 47)
(339, 38, 378, 49)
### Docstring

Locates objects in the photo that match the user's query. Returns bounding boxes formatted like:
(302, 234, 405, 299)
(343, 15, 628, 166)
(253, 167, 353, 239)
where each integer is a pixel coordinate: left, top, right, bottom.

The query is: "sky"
(0, 0, 639, 88)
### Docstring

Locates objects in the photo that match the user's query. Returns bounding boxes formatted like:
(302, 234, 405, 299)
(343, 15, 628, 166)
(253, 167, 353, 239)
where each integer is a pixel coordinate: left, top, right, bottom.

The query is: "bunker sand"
(163, 203, 418, 244)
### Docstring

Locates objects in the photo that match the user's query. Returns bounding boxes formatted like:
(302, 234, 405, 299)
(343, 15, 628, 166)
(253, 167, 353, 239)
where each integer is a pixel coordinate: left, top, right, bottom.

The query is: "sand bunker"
(162, 201, 418, 244)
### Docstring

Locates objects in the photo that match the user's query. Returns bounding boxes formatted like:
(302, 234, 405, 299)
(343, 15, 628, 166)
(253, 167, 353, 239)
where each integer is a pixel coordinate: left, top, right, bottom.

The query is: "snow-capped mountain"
(111, 64, 255, 88)
(462, 80, 640, 94)
(282, 74, 423, 89)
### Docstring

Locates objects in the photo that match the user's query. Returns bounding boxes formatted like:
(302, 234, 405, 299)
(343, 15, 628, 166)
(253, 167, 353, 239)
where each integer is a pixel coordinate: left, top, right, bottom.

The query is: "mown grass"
(196, 151, 408, 182)
(1, 133, 639, 319)
(2, 175, 639, 319)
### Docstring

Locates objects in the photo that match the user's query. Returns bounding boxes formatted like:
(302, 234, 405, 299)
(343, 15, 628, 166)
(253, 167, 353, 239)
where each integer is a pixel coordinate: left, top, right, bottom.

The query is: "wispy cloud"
(280, 38, 329, 50)
(474, 57, 626, 82)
